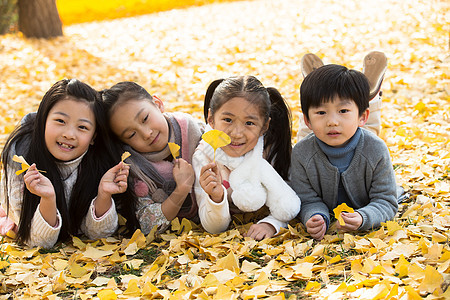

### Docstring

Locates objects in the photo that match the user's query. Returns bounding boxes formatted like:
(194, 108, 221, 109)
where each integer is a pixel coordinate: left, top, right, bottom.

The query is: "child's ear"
(303, 113, 313, 130)
(152, 95, 165, 113)
(261, 117, 271, 136)
(207, 109, 214, 126)
(358, 108, 370, 127)
(90, 133, 97, 145)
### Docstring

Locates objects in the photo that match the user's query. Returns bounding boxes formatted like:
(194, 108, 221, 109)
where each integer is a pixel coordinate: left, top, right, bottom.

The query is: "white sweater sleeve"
(81, 198, 118, 240)
(28, 205, 61, 248)
(0, 164, 24, 227)
(1, 161, 62, 248)
(192, 150, 231, 234)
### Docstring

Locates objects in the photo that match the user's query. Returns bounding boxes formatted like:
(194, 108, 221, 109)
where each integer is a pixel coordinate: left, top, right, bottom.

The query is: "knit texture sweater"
(317, 128, 361, 207)
(130, 112, 204, 234)
(0, 140, 118, 249)
(290, 128, 398, 231)
(193, 128, 301, 234)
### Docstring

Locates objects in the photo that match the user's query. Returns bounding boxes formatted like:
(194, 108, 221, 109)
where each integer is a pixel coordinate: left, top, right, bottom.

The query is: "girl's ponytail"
(265, 87, 292, 180)
(203, 79, 224, 122)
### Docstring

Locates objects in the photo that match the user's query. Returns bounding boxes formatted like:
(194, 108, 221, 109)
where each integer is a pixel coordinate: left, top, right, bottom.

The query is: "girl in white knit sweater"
(193, 76, 301, 240)
(0, 79, 130, 248)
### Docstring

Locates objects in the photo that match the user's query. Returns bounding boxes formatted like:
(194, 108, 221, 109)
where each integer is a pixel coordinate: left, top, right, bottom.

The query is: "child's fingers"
(201, 174, 219, 189)
(309, 224, 326, 240)
(24, 165, 39, 177)
(114, 174, 128, 184)
(200, 167, 219, 183)
(117, 167, 129, 177)
(200, 162, 216, 174)
(24, 172, 40, 185)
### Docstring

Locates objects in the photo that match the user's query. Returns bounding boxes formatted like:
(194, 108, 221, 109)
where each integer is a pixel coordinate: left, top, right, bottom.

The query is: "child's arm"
(82, 162, 129, 240)
(23, 164, 61, 248)
(3, 155, 60, 248)
(193, 150, 231, 234)
(131, 159, 195, 235)
(160, 158, 195, 221)
(24, 164, 57, 226)
(95, 161, 129, 217)
(199, 162, 224, 203)
(290, 144, 330, 226)
(247, 160, 301, 240)
(350, 143, 398, 231)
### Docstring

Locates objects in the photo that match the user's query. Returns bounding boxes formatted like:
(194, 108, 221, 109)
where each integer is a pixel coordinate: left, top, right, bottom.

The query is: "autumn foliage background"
(0, 0, 449, 299)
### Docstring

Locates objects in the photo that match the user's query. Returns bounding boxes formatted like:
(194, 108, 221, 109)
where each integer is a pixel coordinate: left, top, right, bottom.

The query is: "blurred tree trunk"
(18, 0, 62, 38)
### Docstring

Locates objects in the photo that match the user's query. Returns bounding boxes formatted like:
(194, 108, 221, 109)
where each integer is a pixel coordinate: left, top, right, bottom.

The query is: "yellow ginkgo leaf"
(123, 279, 141, 296)
(12, 155, 30, 175)
(12, 155, 46, 175)
(121, 151, 131, 165)
(333, 203, 354, 226)
(202, 130, 231, 161)
(168, 142, 180, 159)
(97, 289, 117, 300)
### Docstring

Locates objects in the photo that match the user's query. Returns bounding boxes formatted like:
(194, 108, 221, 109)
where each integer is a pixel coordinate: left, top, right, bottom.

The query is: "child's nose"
(142, 127, 153, 140)
(229, 123, 243, 138)
(327, 114, 339, 126)
(62, 127, 76, 139)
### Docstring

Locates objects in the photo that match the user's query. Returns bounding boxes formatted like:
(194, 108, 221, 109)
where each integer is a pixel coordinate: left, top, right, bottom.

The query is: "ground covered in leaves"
(0, 0, 449, 299)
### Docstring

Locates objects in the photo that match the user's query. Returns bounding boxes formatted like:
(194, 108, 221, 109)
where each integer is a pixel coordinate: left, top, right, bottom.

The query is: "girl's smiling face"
(45, 98, 96, 161)
(109, 97, 169, 153)
(208, 97, 269, 157)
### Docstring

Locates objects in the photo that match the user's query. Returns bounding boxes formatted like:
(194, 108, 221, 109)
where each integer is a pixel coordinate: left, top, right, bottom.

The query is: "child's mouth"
(57, 142, 74, 150)
(327, 131, 340, 136)
(149, 133, 159, 145)
(229, 141, 244, 148)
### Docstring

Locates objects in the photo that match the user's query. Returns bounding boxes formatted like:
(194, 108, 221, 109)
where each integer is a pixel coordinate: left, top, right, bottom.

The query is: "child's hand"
(336, 212, 362, 232)
(99, 161, 130, 196)
(244, 222, 276, 241)
(199, 162, 223, 203)
(306, 215, 327, 240)
(173, 158, 195, 194)
(23, 164, 55, 200)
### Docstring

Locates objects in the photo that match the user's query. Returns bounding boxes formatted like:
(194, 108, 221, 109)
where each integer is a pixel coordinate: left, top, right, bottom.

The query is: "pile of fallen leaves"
(56, 0, 244, 25)
(0, 0, 449, 299)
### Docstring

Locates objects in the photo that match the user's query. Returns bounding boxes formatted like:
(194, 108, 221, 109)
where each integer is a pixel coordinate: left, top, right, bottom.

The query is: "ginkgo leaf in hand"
(202, 130, 231, 161)
(121, 151, 131, 165)
(168, 142, 180, 159)
(12, 155, 46, 175)
(333, 203, 354, 226)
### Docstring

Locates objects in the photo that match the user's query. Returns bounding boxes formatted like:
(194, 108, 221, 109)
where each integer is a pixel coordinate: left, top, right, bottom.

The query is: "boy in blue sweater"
(290, 64, 398, 240)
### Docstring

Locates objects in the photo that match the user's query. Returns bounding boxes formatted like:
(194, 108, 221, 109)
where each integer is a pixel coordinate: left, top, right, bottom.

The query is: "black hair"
(300, 64, 370, 120)
(204, 76, 292, 179)
(101, 81, 192, 233)
(1, 79, 124, 244)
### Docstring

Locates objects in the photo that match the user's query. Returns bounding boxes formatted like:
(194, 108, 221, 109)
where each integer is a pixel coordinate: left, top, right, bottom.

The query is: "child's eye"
(55, 118, 65, 124)
(245, 121, 255, 126)
(78, 125, 88, 130)
(143, 114, 148, 123)
(340, 109, 350, 113)
(316, 111, 326, 115)
(223, 118, 232, 123)
(127, 132, 136, 139)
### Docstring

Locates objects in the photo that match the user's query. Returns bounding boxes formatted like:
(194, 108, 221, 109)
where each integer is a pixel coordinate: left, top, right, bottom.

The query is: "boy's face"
(304, 97, 369, 147)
